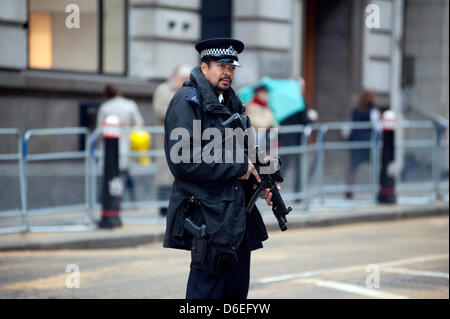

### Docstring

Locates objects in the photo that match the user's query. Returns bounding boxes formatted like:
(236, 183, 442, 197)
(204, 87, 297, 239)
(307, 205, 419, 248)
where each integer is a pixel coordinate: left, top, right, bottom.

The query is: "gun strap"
(246, 183, 265, 213)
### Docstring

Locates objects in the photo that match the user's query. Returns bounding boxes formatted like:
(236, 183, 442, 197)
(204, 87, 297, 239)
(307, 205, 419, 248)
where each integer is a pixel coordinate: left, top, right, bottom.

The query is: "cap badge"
(226, 46, 237, 56)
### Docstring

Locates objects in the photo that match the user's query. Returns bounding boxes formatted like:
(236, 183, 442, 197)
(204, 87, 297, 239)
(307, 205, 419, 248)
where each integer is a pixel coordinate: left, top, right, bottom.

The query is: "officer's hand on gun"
(237, 159, 281, 207)
(222, 113, 290, 230)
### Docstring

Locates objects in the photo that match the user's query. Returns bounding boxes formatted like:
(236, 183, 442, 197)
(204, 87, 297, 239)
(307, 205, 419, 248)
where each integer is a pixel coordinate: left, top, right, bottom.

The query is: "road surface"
(0, 216, 448, 299)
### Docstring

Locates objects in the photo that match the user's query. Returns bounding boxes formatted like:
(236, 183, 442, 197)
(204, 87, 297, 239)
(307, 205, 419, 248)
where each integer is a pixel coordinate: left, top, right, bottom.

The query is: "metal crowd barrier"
(276, 120, 448, 208)
(22, 127, 95, 232)
(0, 120, 448, 233)
(276, 123, 322, 209)
(436, 126, 450, 200)
(315, 121, 381, 204)
(395, 120, 449, 202)
(0, 129, 26, 234)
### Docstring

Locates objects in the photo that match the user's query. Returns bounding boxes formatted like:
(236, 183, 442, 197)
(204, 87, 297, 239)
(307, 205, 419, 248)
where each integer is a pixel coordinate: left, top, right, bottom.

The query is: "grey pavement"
(0, 199, 448, 251)
(1, 216, 448, 298)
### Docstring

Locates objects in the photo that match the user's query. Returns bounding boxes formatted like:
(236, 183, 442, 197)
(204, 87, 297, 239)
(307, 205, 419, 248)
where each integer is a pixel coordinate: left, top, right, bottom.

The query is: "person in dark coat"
(345, 90, 380, 199)
(278, 77, 313, 199)
(163, 38, 278, 299)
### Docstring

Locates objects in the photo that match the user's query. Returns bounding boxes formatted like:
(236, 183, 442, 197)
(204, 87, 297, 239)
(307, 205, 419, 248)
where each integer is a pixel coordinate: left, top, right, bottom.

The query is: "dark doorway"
(79, 101, 100, 151)
(304, 0, 353, 122)
(200, 0, 232, 39)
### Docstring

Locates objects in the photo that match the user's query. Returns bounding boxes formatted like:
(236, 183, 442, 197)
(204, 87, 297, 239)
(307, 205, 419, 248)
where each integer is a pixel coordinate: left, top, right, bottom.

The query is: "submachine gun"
(221, 113, 292, 231)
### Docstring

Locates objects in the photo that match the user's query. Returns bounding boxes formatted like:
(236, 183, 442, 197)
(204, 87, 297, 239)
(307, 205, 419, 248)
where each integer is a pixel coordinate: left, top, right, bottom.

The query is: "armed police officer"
(163, 38, 279, 299)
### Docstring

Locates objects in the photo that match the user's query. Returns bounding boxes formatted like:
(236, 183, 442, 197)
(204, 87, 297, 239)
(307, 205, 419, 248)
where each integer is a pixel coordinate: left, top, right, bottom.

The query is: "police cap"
(195, 38, 244, 67)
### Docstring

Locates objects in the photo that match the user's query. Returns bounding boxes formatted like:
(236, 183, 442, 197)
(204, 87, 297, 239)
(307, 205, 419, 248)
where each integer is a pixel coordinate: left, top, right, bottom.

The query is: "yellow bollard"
(130, 129, 152, 165)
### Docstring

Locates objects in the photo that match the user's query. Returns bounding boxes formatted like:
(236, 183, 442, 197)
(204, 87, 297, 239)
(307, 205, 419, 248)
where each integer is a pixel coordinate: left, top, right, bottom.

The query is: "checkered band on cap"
(200, 46, 238, 59)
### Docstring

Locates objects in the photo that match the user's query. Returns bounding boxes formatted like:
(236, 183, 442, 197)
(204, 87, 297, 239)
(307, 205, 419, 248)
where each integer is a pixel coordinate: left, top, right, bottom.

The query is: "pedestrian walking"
(345, 90, 380, 199)
(96, 84, 145, 204)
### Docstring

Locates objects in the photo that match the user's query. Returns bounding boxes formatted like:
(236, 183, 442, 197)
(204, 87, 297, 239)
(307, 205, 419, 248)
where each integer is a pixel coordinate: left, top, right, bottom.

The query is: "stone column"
(361, 0, 405, 175)
(129, 0, 201, 79)
(0, 0, 27, 70)
(232, 0, 295, 86)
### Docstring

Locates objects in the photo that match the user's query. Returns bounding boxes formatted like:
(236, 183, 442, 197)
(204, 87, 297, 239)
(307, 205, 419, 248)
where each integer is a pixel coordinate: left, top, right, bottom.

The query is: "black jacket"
(163, 66, 268, 255)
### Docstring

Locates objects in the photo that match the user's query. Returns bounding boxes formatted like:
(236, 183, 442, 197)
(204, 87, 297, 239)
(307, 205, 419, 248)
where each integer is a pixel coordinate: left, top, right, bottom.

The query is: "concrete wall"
(0, 93, 153, 153)
(0, 0, 27, 69)
(403, 0, 449, 120)
(403, 0, 449, 173)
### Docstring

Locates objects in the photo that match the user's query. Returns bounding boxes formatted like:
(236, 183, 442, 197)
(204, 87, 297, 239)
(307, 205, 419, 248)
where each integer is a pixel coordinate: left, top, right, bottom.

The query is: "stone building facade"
(0, 0, 448, 159)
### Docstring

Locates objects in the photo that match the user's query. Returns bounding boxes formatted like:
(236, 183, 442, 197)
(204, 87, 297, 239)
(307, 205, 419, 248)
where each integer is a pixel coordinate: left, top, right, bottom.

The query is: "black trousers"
(186, 242, 251, 299)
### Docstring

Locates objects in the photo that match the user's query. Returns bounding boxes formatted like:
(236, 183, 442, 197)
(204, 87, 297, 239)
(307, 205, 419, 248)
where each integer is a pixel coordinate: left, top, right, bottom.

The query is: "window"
(28, 0, 127, 75)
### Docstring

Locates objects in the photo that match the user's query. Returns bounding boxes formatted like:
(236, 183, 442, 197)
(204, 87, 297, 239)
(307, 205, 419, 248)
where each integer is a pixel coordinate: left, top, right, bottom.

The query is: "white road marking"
(297, 279, 408, 299)
(257, 254, 449, 284)
(257, 266, 363, 284)
(377, 254, 449, 267)
(382, 267, 449, 279)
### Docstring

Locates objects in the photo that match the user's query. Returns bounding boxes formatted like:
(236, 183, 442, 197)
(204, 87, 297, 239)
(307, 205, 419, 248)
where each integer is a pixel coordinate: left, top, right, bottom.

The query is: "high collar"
(189, 66, 243, 116)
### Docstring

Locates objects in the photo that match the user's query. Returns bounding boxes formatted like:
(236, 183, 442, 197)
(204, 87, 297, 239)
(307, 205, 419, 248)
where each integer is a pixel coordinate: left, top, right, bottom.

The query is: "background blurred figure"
(245, 85, 274, 152)
(278, 77, 316, 200)
(153, 65, 191, 216)
(96, 84, 145, 204)
(345, 90, 380, 199)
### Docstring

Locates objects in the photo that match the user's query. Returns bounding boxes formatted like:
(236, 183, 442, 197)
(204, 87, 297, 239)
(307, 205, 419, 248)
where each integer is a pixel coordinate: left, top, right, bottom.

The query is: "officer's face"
(201, 61, 236, 92)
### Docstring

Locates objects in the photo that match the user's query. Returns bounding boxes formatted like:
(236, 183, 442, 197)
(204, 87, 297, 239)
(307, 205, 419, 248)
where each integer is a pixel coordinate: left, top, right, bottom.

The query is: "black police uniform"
(163, 38, 268, 299)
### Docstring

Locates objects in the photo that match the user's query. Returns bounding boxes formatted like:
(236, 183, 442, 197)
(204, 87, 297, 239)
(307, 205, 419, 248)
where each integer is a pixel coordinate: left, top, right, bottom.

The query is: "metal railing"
(0, 129, 26, 234)
(0, 120, 448, 233)
(315, 121, 381, 204)
(21, 127, 95, 232)
(276, 123, 323, 209)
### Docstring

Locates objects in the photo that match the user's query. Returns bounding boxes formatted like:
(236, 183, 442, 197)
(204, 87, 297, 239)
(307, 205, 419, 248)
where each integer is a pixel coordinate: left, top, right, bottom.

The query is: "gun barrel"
(270, 188, 292, 231)
(276, 215, 288, 231)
